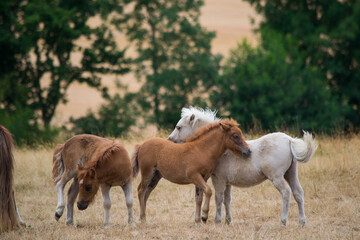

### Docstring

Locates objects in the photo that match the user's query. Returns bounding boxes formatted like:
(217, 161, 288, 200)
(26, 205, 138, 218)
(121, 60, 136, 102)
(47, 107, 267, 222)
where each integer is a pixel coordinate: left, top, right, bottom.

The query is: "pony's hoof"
(214, 219, 221, 224)
(201, 217, 207, 223)
(225, 218, 232, 225)
(66, 220, 74, 226)
(104, 224, 110, 229)
(54, 212, 61, 221)
(299, 218, 306, 227)
(280, 219, 287, 226)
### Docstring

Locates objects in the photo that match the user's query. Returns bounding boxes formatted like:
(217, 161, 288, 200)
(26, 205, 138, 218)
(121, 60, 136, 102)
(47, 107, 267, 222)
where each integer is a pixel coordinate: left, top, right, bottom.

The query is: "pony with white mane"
(168, 107, 317, 226)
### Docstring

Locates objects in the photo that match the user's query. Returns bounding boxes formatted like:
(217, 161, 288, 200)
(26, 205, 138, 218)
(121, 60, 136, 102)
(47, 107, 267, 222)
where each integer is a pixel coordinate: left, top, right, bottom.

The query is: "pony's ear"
(189, 114, 195, 123)
(219, 122, 231, 131)
(77, 164, 84, 171)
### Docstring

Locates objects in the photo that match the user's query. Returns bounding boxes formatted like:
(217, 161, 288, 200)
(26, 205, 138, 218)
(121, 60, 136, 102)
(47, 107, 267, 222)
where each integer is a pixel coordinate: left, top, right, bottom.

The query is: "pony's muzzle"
(241, 147, 251, 157)
(167, 137, 177, 143)
(77, 200, 89, 210)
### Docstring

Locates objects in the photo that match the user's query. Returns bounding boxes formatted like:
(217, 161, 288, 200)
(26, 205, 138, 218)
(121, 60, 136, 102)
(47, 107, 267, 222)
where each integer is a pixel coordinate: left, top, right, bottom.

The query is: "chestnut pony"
(0, 125, 25, 233)
(52, 134, 134, 227)
(131, 119, 251, 223)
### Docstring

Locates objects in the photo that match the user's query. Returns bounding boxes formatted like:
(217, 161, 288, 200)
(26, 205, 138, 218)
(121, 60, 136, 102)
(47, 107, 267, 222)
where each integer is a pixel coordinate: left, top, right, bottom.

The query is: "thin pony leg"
(65, 178, 79, 225)
(138, 169, 161, 222)
(101, 184, 112, 228)
(195, 187, 203, 223)
(271, 176, 291, 226)
(285, 161, 307, 226)
(190, 174, 212, 223)
(211, 176, 226, 224)
(13, 192, 25, 227)
(224, 185, 232, 224)
(121, 182, 135, 226)
(55, 173, 73, 221)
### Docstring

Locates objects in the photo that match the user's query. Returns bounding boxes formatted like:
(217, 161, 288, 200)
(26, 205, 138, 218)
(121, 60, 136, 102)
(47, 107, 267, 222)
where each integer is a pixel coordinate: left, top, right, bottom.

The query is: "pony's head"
(77, 165, 100, 210)
(219, 119, 251, 157)
(168, 106, 219, 143)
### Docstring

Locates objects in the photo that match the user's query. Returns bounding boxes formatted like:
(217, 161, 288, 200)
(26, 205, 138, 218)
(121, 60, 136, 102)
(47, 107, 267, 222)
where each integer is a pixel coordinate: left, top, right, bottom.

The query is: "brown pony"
(0, 125, 25, 233)
(52, 134, 134, 227)
(131, 119, 251, 223)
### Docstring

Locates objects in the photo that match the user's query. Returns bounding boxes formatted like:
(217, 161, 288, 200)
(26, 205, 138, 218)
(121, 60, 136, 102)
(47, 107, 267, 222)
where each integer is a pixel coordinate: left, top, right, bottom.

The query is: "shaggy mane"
(186, 119, 239, 143)
(83, 141, 123, 171)
(181, 106, 219, 125)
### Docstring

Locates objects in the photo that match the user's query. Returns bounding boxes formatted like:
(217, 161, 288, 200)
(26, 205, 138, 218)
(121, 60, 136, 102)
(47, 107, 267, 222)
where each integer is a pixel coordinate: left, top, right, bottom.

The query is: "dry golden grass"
(1, 134, 360, 240)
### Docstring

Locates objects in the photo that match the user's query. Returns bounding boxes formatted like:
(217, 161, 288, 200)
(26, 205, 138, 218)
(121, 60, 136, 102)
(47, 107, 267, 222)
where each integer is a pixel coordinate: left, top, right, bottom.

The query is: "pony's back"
(0, 125, 19, 233)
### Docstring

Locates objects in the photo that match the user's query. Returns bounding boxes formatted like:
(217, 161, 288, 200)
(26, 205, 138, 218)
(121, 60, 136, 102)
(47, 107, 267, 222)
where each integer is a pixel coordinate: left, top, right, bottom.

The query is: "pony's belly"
(214, 155, 266, 188)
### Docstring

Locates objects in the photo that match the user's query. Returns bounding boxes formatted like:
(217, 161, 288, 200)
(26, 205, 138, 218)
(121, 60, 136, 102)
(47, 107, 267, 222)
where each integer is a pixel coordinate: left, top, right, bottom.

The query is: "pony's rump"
(290, 131, 318, 163)
(130, 144, 141, 178)
(52, 144, 65, 185)
(0, 125, 19, 232)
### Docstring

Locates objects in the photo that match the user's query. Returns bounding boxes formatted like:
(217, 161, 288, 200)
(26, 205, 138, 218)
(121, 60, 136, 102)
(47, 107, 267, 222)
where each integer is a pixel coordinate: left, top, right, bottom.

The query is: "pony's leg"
(138, 169, 155, 222)
(13, 192, 25, 227)
(121, 181, 135, 226)
(101, 184, 112, 228)
(55, 173, 73, 221)
(224, 185, 232, 224)
(190, 174, 212, 223)
(138, 170, 162, 222)
(271, 176, 291, 226)
(285, 161, 306, 226)
(195, 186, 204, 223)
(65, 178, 79, 225)
(211, 177, 226, 224)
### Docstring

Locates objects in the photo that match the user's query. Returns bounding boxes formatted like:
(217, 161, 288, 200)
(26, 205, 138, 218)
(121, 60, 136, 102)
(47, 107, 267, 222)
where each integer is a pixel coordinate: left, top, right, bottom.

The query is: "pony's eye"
(85, 185, 92, 192)
(176, 126, 181, 130)
(232, 134, 239, 139)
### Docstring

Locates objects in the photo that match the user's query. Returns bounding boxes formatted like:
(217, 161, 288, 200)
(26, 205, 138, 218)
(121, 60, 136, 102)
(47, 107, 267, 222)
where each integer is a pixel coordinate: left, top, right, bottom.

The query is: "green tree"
(0, 0, 129, 128)
(246, 0, 360, 129)
(115, 0, 221, 128)
(212, 29, 342, 132)
(70, 92, 138, 137)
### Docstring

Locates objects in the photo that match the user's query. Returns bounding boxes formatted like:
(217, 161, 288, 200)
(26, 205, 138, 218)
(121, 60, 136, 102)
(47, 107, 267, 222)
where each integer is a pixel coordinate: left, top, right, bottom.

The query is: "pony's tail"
(290, 131, 318, 163)
(130, 144, 141, 178)
(52, 144, 65, 185)
(0, 125, 19, 233)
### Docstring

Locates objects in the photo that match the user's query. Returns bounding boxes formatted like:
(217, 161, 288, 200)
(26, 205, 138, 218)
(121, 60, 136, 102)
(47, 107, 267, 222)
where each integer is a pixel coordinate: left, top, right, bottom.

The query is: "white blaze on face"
(79, 179, 84, 185)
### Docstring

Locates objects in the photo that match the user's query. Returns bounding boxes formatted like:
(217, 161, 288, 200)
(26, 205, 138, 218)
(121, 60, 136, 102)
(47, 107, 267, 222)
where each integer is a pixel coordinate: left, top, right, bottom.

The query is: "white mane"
(181, 106, 220, 124)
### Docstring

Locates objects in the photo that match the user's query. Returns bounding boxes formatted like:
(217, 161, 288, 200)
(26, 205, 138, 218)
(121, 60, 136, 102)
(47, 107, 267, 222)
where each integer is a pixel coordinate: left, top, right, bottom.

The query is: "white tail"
(290, 131, 318, 163)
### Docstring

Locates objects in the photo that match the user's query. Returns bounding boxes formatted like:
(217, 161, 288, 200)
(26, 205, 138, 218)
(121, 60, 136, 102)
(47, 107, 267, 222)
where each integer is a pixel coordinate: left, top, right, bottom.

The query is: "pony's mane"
(186, 119, 239, 143)
(181, 106, 219, 125)
(83, 141, 123, 171)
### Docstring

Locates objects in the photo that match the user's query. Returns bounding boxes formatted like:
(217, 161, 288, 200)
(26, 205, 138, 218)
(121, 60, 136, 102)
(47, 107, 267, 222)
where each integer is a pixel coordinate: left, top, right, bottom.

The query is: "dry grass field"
(2, 133, 360, 240)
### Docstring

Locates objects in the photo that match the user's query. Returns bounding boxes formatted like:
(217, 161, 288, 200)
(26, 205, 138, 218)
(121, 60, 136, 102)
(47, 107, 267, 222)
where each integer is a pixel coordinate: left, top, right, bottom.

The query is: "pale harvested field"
(2, 134, 360, 239)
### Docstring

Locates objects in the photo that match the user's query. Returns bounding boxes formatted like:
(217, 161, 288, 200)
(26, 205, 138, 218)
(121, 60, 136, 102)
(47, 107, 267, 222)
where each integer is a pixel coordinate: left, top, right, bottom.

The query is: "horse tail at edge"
(0, 125, 19, 233)
(290, 131, 318, 163)
(130, 144, 141, 178)
(52, 144, 65, 185)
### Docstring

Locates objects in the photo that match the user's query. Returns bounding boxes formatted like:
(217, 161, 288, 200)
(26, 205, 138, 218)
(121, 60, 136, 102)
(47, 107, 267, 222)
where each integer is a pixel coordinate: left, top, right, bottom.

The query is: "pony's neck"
(190, 127, 227, 161)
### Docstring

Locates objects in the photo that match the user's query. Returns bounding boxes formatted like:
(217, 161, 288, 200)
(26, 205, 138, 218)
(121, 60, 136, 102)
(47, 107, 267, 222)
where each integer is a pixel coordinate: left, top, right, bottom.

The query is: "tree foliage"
(0, 0, 129, 128)
(245, 0, 360, 129)
(70, 93, 138, 137)
(212, 29, 343, 132)
(115, 0, 221, 128)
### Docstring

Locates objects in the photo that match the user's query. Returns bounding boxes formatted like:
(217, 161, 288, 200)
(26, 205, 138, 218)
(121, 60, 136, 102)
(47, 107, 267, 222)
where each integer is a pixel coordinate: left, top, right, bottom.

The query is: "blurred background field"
(1, 133, 359, 240)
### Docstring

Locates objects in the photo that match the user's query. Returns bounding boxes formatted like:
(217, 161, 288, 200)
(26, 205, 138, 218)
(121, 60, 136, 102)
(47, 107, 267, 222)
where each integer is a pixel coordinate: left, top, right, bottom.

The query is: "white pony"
(168, 107, 317, 226)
